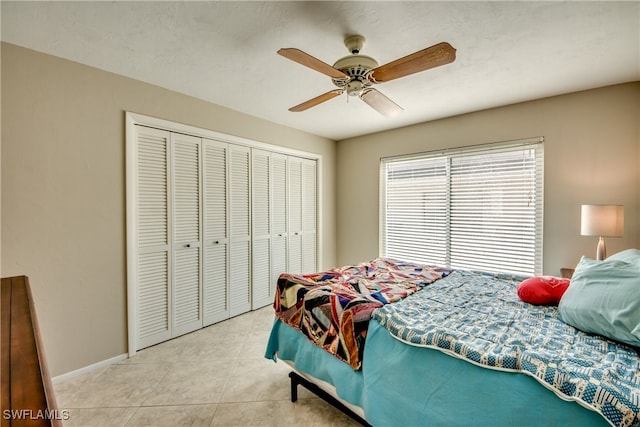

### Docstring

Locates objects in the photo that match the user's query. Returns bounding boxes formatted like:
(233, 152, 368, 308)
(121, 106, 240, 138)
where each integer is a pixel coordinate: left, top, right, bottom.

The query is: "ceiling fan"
(278, 35, 456, 117)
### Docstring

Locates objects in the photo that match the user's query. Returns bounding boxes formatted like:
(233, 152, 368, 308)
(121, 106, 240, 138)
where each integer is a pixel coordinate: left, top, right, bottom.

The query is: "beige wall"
(336, 83, 640, 276)
(1, 43, 337, 376)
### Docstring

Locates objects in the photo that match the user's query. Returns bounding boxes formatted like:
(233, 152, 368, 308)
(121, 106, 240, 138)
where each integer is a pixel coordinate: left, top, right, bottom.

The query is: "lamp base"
(596, 236, 606, 261)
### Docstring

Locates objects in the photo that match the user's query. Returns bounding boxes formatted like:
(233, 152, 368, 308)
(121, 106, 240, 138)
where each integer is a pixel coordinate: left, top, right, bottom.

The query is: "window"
(380, 138, 543, 276)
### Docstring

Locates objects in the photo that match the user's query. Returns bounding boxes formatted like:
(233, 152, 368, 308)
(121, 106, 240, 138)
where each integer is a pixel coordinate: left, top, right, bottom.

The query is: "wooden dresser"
(1, 276, 62, 427)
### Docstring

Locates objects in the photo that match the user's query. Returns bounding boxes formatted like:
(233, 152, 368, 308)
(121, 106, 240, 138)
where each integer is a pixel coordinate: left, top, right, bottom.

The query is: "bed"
(265, 255, 640, 427)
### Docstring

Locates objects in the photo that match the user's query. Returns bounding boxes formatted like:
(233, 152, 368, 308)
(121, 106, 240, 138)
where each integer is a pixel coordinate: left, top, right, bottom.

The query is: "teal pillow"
(558, 252, 640, 348)
(607, 248, 640, 263)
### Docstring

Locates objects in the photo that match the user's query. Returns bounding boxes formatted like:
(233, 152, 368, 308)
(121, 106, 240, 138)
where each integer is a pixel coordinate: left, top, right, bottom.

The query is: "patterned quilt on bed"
(373, 269, 640, 427)
(273, 257, 451, 369)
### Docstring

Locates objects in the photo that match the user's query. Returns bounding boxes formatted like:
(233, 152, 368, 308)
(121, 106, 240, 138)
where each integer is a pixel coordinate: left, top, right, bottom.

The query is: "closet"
(127, 115, 319, 353)
(250, 151, 317, 308)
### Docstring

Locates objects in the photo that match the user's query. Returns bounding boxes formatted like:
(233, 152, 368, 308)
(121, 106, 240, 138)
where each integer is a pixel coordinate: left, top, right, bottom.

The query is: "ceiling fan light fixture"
(346, 80, 364, 96)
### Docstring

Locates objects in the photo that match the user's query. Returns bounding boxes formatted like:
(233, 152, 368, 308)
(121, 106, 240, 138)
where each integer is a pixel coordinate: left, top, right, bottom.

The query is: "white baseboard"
(52, 353, 128, 384)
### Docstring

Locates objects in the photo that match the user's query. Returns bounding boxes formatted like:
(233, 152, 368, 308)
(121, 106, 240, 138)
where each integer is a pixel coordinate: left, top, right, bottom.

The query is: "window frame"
(379, 137, 544, 276)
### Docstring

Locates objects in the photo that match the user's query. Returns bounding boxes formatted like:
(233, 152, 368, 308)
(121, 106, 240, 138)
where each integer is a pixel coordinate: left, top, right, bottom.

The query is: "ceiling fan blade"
(289, 89, 344, 112)
(278, 48, 348, 80)
(370, 42, 456, 83)
(360, 88, 403, 117)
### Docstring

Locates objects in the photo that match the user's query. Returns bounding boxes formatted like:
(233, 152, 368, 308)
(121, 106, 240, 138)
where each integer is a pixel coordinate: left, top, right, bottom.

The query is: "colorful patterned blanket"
(273, 258, 451, 369)
(373, 269, 640, 427)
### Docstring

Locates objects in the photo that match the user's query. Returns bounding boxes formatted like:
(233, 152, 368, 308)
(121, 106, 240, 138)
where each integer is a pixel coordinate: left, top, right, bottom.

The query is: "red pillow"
(517, 276, 570, 305)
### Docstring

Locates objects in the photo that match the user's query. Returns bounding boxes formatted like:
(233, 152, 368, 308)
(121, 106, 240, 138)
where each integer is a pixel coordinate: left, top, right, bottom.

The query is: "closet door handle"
(214, 241, 220, 244)
(185, 244, 191, 248)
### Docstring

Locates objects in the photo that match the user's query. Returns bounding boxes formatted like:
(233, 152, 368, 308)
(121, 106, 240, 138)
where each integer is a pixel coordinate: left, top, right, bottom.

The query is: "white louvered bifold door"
(251, 149, 272, 309)
(171, 133, 203, 337)
(287, 157, 303, 274)
(229, 145, 252, 316)
(301, 159, 317, 273)
(129, 114, 324, 354)
(271, 154, 288, 289)
(134, 126, 172, 349)
(202, 139, 229, 326)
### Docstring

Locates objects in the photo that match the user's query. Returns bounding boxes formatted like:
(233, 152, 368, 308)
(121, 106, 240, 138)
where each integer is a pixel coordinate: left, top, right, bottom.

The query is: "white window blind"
(381, 138, 543, 276)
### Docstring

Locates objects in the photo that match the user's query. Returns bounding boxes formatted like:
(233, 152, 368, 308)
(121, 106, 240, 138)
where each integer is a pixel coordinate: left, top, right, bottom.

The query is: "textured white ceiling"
(2, 1, 639, 140)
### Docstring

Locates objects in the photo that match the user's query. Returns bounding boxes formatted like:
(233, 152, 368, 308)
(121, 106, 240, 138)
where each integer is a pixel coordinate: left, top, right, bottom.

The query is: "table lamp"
(580, 204, 624, 260)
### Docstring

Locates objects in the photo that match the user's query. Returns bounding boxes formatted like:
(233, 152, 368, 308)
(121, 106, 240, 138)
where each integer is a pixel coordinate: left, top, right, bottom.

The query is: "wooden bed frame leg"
(287, 371, 371, 426)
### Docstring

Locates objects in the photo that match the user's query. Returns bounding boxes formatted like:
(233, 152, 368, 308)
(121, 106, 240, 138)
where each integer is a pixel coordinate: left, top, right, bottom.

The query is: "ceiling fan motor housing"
(332, 54, 379, 96)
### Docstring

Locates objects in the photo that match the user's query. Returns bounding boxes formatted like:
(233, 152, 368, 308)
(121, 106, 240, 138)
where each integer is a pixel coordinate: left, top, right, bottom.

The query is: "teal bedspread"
(266, 318, 612, 426)
(373, 269, 640, 427)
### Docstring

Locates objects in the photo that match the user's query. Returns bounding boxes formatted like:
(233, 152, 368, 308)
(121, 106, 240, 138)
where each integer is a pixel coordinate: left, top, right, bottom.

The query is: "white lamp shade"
(581, 205, 624, 237)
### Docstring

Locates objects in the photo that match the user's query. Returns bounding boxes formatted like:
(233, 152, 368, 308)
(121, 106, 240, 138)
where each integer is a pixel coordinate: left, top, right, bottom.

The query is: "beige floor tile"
(221, 358, 301, 403)
(123, 339, 185, 364)
(210, 399, 360, 427)
(125, 324, 246, 365)
(126, 404, 217, 426)
(250, 307, 278, 332)
(62, 407, 136, 427)
(57, 363, 171, 408)
(175, 336, 245, 362)
(240, 331, 272, 359)
(55, 368, 103, 409)
(143, 360, 233, 406)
